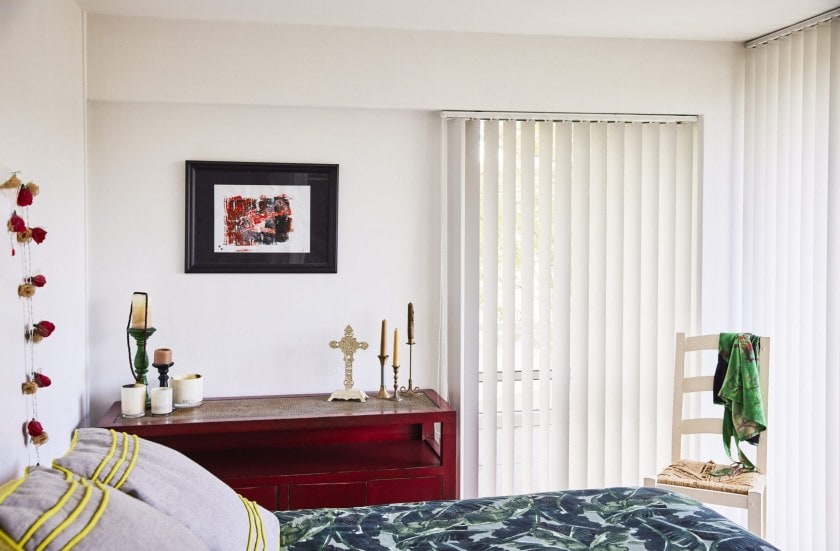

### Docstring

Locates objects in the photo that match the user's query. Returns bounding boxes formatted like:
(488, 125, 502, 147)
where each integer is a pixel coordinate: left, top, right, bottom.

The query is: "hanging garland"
(2, 171, 53, 461)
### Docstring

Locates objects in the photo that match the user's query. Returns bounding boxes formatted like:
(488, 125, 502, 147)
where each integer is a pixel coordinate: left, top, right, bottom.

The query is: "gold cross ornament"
(328, 325, 369, 402)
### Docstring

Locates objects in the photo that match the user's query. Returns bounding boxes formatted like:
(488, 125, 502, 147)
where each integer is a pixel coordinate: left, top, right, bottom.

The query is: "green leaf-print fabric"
(275, 487, 778, 550)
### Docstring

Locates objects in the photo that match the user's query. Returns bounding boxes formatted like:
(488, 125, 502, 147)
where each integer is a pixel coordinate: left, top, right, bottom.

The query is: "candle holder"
(127, 327, 156, 403)
(391, 363, 402, 402)
(376, 354, 391, 399)
(152, 361, 174, 388)
(399, 340, 421, 395)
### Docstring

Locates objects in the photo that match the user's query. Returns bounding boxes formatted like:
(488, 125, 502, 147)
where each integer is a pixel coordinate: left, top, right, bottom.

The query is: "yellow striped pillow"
(0, 467, 209, 550)
(53, 429, 278, 551)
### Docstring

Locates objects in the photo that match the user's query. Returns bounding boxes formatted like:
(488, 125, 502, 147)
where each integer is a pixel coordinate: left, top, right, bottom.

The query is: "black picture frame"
(185, 161, 338, 273)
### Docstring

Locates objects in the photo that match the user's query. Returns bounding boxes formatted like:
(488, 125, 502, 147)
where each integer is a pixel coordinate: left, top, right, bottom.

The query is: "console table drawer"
(291, 481, 366, 509)
(233, 485, 278, 510)
(368, 476, 442, 505)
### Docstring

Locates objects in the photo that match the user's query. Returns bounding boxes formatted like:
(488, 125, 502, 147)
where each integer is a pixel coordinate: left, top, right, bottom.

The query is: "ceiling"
(74, 0, 839, 42)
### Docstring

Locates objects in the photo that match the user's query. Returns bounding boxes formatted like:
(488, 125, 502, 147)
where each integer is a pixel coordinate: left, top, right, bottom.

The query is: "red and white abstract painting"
(213, 184, 311, 253)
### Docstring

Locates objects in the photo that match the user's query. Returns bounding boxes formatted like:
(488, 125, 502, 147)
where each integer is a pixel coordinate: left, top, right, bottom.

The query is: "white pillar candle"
(172, 374, 204, 407)
(130, 293, 152, 329)
(151, 387, 173, 415)
(121, 383, 146, 417)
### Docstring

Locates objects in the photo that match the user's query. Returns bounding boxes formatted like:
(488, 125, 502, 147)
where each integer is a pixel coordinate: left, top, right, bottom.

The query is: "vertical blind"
(744, 17, 840, 549)
(442, 114, 700, 497)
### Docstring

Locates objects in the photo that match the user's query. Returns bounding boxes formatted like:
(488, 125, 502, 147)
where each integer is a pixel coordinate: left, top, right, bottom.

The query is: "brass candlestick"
(391, 362, 402, 402)
(400, 339, 421, 395)
(376, 354, 391, 399)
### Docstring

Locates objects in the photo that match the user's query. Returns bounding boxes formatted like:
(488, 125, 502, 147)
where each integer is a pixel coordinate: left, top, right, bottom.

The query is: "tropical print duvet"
(275, 486, 777, 550)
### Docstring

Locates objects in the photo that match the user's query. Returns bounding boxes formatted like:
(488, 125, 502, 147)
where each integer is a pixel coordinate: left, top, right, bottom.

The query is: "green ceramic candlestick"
(128, 327, 156, 400)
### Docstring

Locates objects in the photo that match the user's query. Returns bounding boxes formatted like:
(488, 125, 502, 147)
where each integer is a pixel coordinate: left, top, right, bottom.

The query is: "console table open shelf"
(96, 389, 457, 511)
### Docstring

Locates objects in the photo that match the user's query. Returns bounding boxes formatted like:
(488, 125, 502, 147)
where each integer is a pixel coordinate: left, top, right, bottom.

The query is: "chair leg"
(642, 477, 656, 488)
(747, 490, 764, 538)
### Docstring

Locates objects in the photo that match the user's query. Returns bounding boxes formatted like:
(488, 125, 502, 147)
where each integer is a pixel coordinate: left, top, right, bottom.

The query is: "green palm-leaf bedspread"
(276, 487, 778, 550)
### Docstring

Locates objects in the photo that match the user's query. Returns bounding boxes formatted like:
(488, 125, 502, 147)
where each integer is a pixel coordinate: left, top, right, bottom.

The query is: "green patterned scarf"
(717, 333, 766, 471)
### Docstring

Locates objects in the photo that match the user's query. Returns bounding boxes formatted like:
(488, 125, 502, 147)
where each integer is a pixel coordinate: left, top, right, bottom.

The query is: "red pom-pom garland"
(6, 171, 53, 459)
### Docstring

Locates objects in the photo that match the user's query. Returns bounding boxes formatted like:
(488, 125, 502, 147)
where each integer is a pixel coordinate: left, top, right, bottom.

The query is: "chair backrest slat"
(679, 418, 725, 434)
(682, 375, 714, 393)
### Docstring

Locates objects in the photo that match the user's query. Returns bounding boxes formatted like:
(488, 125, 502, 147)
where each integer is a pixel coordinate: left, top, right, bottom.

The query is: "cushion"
(53, 428, 279, 551)
(0, 466, 209, 550)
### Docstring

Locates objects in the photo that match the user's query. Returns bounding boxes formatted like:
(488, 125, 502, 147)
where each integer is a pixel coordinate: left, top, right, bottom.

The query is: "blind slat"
(537, 121, 553, 487)
(550, 122, 573, 490)
(500, 120, 517, 495)
(656, 124, 677, 473)
(620, 123, 643, 484)
(604, 122, 625, 488)
(826, 18, 840, 544)
(479, 119, 499, 497)
(587, 122, 608, 488)
(569, 122, 591, 488)
(520, 121, 536, 493)
(638, 123, 660, 478)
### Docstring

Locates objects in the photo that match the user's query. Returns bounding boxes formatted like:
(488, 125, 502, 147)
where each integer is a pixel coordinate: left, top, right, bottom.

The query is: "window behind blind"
(441, 113, 701, 497)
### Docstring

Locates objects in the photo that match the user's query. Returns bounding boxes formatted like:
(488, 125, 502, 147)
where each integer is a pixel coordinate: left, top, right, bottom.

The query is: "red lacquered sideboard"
(96, 389, 457, 511)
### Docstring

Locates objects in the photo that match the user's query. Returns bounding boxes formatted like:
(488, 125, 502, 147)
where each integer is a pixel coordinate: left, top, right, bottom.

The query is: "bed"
(276, 486, 778, 550)
(0, 429, 778, 550)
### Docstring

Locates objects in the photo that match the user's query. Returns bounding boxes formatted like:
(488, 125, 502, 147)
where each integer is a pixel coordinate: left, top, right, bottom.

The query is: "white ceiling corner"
(74, 0, 840, 43)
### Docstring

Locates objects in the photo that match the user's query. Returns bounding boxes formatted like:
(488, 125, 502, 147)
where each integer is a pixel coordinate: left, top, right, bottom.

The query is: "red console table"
(96, 389, 457, 511)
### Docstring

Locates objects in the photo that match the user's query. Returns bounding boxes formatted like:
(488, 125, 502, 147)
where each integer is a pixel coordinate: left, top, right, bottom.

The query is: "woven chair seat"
(656, 459, 762, 495)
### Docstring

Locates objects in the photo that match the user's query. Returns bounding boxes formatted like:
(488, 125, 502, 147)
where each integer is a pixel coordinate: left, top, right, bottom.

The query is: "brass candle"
(401, 303, 420, 395)
(391, 328, 402, 402)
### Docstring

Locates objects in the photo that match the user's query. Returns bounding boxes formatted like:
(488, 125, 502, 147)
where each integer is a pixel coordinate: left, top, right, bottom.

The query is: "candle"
(151, 387, 173, 415)
(129, 293, 151, 328)
(407, 303, 415, 343)
(380, 320, 387, 357)
(393, 329, 400, 366)
(154, 348, 172, 365)
(121, 383, 146, 418)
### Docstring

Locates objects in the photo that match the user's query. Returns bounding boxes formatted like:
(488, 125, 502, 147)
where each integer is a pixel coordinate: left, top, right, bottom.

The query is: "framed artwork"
(185, 161, 338, 273)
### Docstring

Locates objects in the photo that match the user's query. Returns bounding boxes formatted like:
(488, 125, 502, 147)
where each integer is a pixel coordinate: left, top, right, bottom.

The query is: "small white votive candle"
(121, 383, 146, 418)
(151, 387, 173, 415)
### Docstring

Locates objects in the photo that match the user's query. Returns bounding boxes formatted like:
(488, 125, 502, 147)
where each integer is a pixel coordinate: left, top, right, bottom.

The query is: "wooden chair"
(643, 332, 770, 537)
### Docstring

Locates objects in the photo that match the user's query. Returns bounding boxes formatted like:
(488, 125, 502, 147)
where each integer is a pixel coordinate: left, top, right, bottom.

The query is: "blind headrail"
(745, 6, 840, 49)
(441, 111, 698, 124)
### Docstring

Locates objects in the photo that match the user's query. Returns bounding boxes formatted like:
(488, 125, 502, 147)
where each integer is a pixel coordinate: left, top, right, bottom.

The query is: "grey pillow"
(0, 466, 209, 550)
(53, 428, 279, 551)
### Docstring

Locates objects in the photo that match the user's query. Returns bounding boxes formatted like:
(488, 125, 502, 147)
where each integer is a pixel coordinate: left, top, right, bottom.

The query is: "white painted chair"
(644, 332, 770, 538)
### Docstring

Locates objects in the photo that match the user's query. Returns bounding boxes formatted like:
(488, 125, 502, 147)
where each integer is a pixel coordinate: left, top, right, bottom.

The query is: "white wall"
(86, 103, 440, 419)
(84, 16, 744, 422)
(0, 0, 86, 482)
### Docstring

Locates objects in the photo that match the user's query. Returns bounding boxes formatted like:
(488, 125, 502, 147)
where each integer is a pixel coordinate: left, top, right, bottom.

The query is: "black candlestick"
(152, 362, 174, 388)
